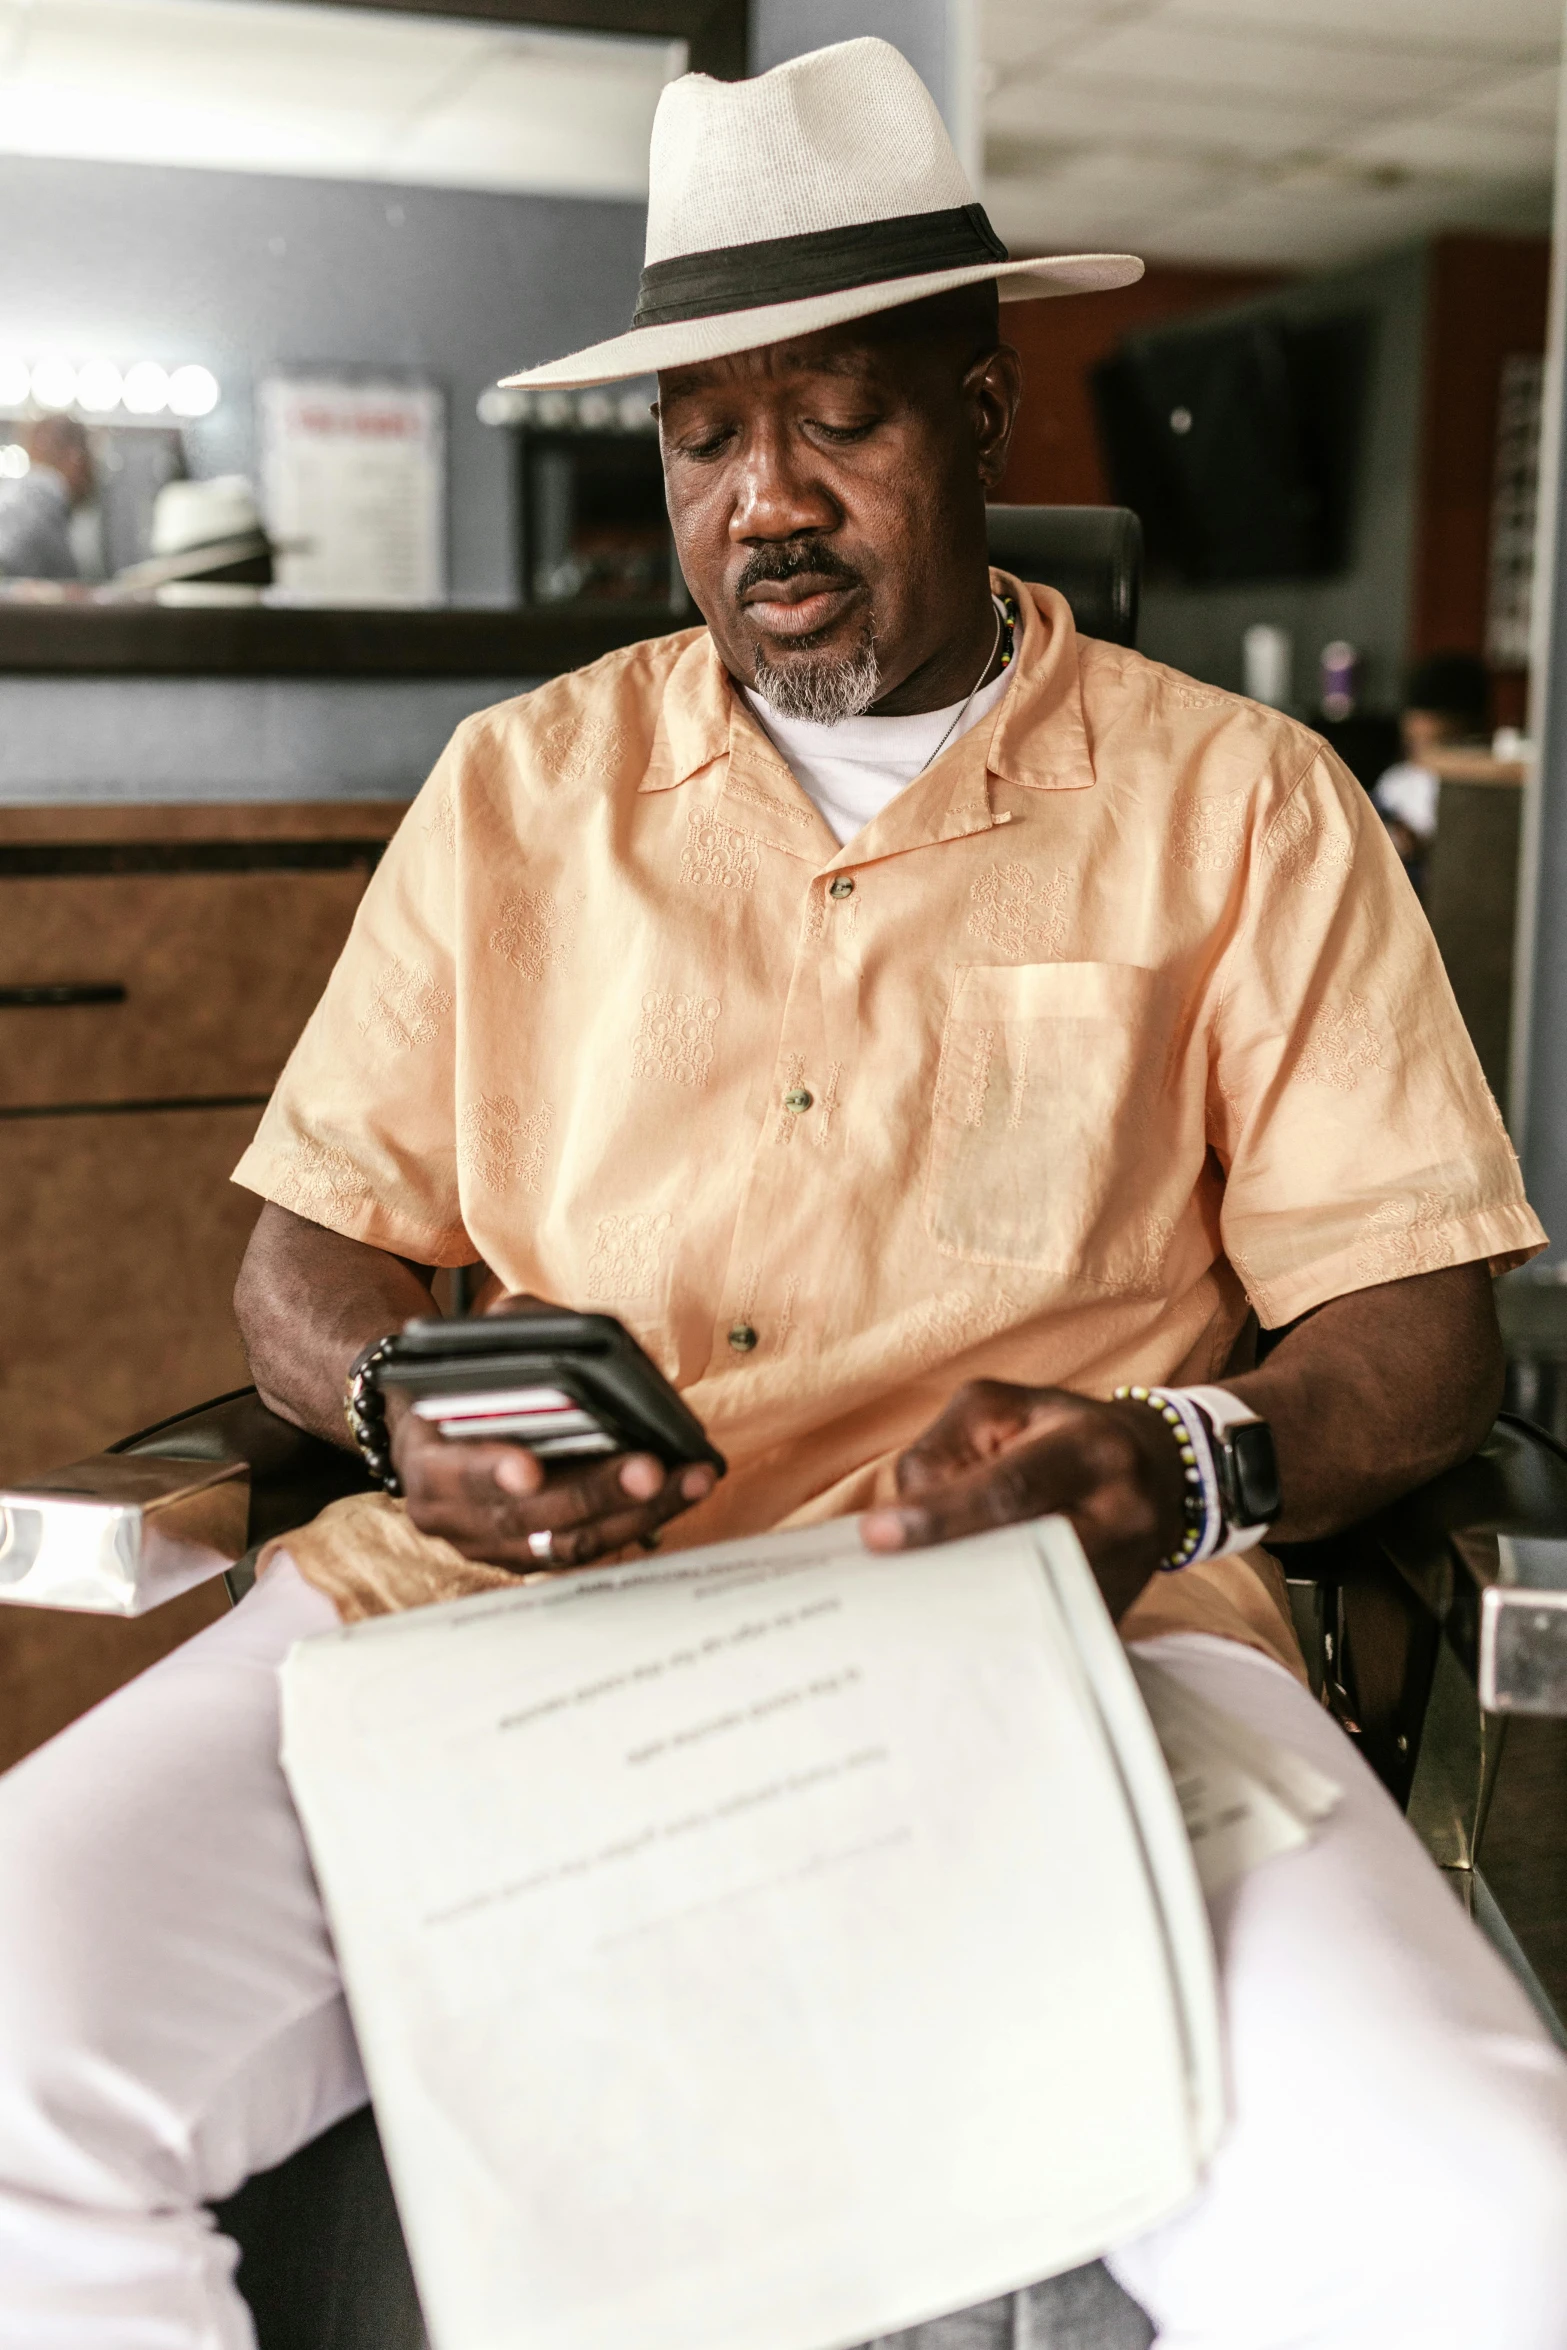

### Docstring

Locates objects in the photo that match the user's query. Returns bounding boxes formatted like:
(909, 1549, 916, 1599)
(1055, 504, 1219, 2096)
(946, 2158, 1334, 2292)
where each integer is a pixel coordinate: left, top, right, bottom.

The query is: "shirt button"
(728, 1324, 758, 1352)
(829, 876, 855, 899)
(783, 1087, 813, 1113)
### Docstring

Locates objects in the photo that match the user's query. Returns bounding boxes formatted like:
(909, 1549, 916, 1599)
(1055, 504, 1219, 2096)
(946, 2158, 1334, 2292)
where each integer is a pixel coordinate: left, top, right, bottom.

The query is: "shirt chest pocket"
(923, 961, 1176, 1279)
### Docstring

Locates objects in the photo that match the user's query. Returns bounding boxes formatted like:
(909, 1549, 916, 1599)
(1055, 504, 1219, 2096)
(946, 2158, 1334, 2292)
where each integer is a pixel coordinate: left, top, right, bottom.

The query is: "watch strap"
(1181, 1384, 1275, 1554)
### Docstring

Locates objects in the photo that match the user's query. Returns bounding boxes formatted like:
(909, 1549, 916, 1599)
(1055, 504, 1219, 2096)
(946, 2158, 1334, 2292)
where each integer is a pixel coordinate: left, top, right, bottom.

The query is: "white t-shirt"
(1372, 760, 1440, 844)
(744, 658, 1016, 846)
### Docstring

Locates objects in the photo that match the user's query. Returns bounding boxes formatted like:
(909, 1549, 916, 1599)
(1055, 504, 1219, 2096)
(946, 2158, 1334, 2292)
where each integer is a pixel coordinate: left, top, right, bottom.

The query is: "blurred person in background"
(0, 415, 93, 580)
(1372, 651, 1491, 892)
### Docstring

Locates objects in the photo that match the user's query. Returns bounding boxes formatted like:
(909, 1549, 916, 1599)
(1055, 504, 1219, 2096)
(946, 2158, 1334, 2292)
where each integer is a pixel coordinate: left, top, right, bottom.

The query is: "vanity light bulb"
(0, 356, 29, 408)
(0, 443, 28, 480)
(30, 355, 78, 411)
(75, 359, 124, 414)
(167, 364, 219, 419)
(122, 361, 170, 415)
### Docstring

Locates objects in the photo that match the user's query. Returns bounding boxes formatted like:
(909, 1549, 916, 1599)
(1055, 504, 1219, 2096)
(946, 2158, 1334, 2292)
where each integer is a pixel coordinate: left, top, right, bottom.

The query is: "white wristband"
(1176, 1385, 1273, 1555)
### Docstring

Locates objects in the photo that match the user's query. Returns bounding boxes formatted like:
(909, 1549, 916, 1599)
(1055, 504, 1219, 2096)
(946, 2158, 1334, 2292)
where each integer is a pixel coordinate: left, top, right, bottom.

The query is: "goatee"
(752, 627, 881, 726)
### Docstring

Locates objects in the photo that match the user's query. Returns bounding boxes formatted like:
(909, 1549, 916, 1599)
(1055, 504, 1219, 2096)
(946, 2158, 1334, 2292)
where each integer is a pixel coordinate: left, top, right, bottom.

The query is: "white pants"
(2, 1563, 1567, 2350)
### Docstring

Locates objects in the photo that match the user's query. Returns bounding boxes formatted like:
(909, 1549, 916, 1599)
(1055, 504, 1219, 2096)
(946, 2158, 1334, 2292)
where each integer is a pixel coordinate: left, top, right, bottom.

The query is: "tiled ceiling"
(981, 0, 1562, 267)
(0, 0, 681, 198)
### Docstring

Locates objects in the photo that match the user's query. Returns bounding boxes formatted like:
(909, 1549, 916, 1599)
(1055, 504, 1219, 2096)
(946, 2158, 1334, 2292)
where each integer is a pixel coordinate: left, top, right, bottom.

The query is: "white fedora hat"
(500, 37, 1143, 391)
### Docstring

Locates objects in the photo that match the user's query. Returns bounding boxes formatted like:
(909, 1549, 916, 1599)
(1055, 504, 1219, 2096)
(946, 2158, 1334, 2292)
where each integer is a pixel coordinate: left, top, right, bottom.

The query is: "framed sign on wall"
(259, 373, 446, 605)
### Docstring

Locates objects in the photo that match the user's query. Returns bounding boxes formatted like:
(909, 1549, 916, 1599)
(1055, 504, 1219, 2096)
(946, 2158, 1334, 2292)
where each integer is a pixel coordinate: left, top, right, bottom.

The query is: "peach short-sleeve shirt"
(234, 576, 1542, 1664)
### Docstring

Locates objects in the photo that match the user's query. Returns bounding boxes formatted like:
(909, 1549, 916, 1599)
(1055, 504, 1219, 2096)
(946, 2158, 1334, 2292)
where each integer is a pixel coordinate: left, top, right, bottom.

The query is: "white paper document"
(282, 1516, 1225, 2350)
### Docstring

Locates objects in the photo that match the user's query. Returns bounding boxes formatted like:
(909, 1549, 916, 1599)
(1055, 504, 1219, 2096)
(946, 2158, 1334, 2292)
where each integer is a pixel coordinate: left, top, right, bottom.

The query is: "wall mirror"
(0, 0, 743, 608)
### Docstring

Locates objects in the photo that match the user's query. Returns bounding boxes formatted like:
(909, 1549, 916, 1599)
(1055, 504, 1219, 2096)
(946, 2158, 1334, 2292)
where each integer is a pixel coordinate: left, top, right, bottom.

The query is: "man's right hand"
(236, 1209, 719, 1572)
(389, 1401, 717, 1572)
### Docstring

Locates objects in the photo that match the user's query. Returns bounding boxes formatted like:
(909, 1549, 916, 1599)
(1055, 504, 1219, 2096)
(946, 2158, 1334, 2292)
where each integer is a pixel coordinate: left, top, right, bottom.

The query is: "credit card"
(412, 1387, 579, 1421)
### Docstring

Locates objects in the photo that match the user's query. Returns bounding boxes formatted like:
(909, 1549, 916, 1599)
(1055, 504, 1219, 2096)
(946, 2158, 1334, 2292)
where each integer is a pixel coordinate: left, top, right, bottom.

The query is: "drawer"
(0, 1100, 262, 1482)
(0, 858, 375, 1108)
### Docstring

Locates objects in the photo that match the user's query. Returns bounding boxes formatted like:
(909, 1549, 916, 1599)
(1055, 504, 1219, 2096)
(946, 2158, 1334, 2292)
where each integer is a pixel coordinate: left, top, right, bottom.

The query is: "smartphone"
(376, 1309, 725, 1478)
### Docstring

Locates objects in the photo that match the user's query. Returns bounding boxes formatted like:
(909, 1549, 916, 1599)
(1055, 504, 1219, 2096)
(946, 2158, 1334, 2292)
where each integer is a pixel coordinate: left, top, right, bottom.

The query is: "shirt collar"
(639, 568, 1098, 826)
(984, 572, 1096, 794)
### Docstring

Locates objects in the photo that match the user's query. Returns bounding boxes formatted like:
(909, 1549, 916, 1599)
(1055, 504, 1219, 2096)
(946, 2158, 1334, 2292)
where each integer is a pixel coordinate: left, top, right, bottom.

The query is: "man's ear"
(965, 344, 1023, 493)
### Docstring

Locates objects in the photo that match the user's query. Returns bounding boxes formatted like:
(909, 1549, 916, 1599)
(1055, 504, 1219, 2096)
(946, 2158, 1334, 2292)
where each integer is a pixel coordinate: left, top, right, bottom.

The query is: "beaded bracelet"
(1112, 1383, 1214, 1572)
(344, 1332, 403, 1495)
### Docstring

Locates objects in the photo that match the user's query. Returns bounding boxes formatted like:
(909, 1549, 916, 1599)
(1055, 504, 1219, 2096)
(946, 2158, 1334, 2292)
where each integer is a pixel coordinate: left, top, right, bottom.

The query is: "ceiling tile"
(980, 0, 1560, 268)
(1344, 111, 1556, 180)
(988, 169, 1243, 251)
(1462, 62, 1563, 125)
(1128, 160, 1552, 267)
(979, 0, 1138, 76)
(986, 67, 1347, 155)
(1001, 143, 1238, 204)
(1158, 0, 1562, 57)
(1064, 16, 1496, 109)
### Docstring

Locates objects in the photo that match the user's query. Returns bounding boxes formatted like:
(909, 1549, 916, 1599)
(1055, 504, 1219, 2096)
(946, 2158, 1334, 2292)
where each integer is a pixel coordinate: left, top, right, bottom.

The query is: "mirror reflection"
(0, 0, 684, 609)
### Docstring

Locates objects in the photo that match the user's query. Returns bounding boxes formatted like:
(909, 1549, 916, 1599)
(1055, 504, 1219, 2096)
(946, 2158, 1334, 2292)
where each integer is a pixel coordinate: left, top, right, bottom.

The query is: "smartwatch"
(1183, 1384, 1281, 1554)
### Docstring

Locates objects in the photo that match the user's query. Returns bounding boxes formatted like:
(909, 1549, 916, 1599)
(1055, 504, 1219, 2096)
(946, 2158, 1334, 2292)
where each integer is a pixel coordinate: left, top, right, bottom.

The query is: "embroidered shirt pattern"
(680, 808, 760, 892)
(360, 958, 452, 1051)
(491, 889, 569, 982)
(460, 1094, 551, 1193)
(1296, 995, 1382, 1092)
(586, 1210, 672, 1301)
(633, 991, 721, 1088)
(1267, 792, 1354, 892)
(274, 1137, 373, 1223)
(1355, 1191, 1450, 1285)
(1172, 795, 1248, 873)
(541, 715, 629, 784)
(967, 864, 1067, 959)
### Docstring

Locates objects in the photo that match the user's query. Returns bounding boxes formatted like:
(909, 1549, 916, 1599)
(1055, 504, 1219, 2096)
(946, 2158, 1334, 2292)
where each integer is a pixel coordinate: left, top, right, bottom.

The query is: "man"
(2, 39, 1566, 2350)
(0, 414, 92, 578)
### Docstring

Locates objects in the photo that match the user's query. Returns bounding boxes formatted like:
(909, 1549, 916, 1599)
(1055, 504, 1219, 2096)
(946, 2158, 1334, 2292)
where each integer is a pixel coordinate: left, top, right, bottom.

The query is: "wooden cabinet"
(0, 1104, 267, 1478)
(0, 864, 374, 1109)
(0, 803, 402, 1773)
(0, 803, 403, 1482)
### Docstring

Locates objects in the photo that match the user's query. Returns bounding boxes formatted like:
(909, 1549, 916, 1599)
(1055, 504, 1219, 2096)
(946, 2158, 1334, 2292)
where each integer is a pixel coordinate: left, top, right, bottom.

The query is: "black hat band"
(632, 202, 1009, 331)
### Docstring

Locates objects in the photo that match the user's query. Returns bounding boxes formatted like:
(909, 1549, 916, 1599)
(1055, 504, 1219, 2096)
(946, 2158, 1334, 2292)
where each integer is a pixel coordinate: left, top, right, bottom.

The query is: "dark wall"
(998, 262, 1289, 509)
(1091, 246, 1431, 714)
(0, 154, 646, 602)
(1412, 231, 1549, 710)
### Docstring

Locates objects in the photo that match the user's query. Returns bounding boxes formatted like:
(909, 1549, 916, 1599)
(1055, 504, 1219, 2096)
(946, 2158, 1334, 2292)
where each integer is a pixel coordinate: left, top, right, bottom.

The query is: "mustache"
(734, 542, 863, 599)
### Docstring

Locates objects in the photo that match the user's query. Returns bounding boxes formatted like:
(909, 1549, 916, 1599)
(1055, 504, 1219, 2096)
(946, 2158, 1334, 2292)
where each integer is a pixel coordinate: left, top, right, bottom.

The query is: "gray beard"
(752, 629, 881, 725)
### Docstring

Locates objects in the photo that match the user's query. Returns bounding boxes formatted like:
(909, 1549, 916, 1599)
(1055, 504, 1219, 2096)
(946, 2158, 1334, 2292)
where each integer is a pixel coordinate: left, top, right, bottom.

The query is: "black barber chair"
(984, 504, 1141, 647)
(26, 505, 1567, 2349)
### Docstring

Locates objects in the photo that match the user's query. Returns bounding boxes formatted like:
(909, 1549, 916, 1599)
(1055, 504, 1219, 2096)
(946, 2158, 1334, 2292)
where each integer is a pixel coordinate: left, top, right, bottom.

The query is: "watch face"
(1231, 1420, 1281, 1525)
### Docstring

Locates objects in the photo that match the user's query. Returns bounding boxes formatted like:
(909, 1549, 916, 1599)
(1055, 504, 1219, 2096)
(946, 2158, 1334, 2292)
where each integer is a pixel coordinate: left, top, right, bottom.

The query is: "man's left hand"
(861, 1381, 1187, 1620)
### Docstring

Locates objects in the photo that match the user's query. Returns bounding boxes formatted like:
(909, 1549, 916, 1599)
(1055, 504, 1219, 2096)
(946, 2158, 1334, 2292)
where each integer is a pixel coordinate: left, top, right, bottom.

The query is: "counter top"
(1430, 750, 1528, 786)
(0, 601, 688, 678)
(0, 800, 407, 844)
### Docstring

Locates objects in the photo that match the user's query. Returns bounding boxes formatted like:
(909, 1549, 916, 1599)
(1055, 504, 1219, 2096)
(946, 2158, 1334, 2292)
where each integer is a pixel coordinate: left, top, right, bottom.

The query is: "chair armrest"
(1280, 1415, 1567, 1715)
(0, 1389, 371, 1617)
(112, 1386, 373, 1550)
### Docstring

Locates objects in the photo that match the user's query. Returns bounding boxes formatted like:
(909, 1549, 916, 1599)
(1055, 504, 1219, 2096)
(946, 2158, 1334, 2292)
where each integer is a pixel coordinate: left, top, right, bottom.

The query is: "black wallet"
(376, 1309, 726, 1478)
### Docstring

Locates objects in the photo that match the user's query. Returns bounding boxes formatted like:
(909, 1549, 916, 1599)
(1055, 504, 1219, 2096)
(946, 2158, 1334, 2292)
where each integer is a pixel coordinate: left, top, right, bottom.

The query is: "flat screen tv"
(1092, 309, 1371, 586)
